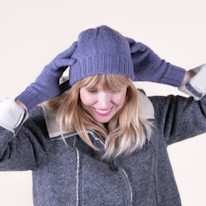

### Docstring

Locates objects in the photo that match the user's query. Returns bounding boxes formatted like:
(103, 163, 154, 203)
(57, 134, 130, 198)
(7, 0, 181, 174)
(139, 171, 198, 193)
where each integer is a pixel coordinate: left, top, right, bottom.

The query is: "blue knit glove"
(126, 38, 185, 86)
(16, 42, 77, 111)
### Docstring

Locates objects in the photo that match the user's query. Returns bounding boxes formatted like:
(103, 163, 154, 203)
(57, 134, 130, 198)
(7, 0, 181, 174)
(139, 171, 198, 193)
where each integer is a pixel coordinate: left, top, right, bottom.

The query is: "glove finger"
(130, 42, 146, 53)
(125, 37, 136, 46)
(58, 41, 77, 58)
(54, 58, 76, 70)
(125, 37, 144, 53)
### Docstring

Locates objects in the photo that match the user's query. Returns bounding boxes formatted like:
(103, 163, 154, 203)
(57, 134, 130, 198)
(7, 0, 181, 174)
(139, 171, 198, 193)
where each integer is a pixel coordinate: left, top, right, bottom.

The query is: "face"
(80, 84, 127, 123)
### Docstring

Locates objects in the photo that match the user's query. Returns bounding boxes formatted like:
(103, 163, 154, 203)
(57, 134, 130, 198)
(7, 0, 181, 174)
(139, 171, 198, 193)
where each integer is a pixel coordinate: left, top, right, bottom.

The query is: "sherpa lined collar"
(40, 90, 155, 139)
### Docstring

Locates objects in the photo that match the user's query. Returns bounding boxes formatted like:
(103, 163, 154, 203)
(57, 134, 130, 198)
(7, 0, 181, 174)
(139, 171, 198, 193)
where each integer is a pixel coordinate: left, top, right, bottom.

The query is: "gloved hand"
(126, 37, 186, 87)
(16, 42, 77, 111)
(179, 64, 206, 100)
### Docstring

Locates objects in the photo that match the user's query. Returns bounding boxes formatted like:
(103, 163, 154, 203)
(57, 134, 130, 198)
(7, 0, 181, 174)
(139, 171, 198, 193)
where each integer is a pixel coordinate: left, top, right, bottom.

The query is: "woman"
(0, 25, 205, 206)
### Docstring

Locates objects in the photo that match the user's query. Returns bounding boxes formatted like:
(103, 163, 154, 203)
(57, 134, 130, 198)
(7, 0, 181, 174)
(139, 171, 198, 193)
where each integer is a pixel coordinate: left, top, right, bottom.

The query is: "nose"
(98, 91, 111, 108)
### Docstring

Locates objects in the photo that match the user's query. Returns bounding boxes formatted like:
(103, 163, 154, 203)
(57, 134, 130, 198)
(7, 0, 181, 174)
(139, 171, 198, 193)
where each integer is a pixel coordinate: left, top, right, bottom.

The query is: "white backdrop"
(0, 0, 206, 205)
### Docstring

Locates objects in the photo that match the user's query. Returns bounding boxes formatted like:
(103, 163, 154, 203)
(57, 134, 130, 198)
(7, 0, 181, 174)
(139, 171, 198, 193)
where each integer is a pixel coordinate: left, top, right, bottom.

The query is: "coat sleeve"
(150, 94, 206, 145)
(0, 98, 53, 171)
(150, 64, 206, 145)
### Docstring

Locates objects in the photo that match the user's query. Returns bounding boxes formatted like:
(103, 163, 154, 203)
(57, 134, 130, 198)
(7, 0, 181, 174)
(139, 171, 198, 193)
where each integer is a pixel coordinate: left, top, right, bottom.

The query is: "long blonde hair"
(48, 74, 152, 159)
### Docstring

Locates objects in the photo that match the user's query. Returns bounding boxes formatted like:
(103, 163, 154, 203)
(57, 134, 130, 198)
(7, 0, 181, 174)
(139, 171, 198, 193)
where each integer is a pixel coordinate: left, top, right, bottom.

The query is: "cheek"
(80, 91, 94, 106)
(113, 90, 127, 105)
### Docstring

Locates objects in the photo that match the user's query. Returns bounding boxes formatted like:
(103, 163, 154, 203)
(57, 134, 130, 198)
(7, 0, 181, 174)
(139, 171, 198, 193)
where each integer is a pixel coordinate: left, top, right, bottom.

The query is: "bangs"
(80, 74, 131, 92)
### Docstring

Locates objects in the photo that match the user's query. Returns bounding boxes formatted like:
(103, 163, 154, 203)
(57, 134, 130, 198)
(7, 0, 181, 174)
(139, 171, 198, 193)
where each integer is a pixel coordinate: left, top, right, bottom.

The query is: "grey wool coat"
(0, 90, 206, 206)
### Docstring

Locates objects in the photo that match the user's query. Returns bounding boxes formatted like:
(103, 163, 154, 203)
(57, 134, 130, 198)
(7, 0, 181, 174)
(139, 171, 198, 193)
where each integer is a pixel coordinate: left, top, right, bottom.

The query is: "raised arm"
(0, 43, 77, 171)
(126, 38, 186, 86)
(151, 64, 206, 145)
(15, 42, 77, 112)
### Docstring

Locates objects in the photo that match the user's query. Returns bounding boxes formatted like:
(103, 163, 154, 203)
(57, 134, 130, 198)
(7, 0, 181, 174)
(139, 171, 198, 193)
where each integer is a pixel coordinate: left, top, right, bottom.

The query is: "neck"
(103, 123, 109, 131)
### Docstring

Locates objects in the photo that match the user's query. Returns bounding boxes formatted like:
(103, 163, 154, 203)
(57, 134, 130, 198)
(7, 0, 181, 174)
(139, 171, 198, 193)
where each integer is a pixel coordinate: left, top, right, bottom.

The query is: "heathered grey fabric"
(0, 93, 206, 206)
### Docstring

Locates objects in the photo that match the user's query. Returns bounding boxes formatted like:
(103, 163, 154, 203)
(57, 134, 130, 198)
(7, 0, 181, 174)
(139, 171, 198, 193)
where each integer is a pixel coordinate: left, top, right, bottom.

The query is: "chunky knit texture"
(16, 42, 77, 111)
(69, 25, 185, 86)
(16, 25, 185, 111)
(69, 25, 134, 85)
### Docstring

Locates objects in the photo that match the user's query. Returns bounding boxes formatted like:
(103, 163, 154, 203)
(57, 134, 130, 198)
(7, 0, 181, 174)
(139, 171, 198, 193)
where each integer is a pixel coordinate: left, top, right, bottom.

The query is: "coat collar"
(40, 90, 155, 139)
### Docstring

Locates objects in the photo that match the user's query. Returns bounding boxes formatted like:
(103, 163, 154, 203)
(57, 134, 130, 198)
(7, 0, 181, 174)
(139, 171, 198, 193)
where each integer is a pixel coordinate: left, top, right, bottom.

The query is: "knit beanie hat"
(69, 25, 134, 86)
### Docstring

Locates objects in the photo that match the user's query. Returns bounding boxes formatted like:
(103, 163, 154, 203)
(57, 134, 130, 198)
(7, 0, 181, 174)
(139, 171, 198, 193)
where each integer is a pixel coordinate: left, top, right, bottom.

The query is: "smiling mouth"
(94, 107, 114, 116)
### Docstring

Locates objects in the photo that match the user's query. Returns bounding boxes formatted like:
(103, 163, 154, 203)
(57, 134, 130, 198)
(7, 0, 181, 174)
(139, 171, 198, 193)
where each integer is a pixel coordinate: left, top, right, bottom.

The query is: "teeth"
(95, 108, 112, 114)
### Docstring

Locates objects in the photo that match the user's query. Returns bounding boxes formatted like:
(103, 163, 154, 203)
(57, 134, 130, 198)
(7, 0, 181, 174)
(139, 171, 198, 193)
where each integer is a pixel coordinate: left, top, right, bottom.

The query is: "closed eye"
(87, 89, 98, 93)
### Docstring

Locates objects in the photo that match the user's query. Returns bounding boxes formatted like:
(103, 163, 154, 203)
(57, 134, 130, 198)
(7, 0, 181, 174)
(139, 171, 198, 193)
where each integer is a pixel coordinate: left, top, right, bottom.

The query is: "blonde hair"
(48, 74, 152, 159)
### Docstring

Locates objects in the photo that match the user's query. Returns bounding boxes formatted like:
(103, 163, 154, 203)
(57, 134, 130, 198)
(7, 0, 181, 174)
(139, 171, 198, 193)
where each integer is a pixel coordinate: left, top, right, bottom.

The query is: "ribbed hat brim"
(69, 53, 134, 86)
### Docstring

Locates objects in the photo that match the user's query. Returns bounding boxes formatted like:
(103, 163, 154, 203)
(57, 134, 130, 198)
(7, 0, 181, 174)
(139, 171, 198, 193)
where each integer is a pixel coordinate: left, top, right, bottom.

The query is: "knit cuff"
(160, 64, 186, 87)
(69, 53, 134, 86)
(15, 86, 40, 112)
(0, 98, 28, 133)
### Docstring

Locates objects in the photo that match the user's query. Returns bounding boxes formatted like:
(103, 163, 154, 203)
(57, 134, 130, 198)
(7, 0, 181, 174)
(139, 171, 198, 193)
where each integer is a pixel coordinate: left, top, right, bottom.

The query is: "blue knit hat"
(69, 25, 134, 86)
